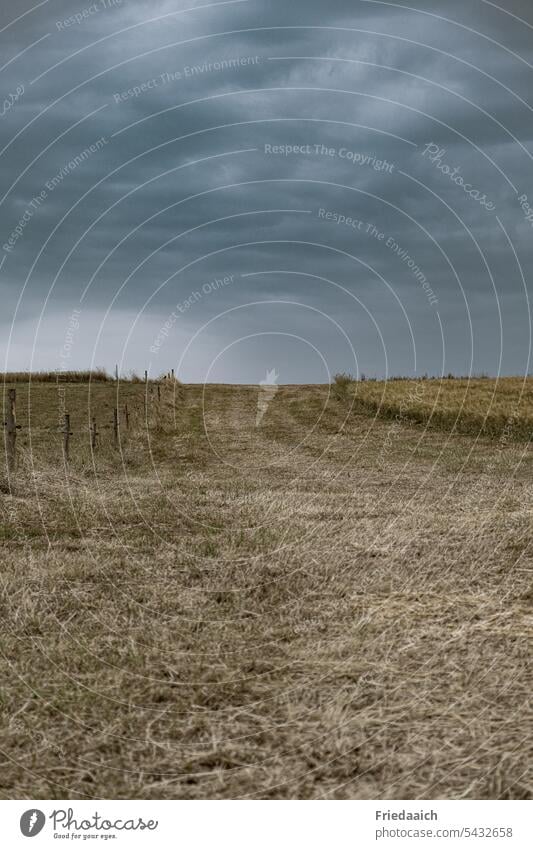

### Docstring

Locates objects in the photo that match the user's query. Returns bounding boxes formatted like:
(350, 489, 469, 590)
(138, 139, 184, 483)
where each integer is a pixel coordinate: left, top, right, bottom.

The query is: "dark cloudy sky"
(1, 0, 532, 382)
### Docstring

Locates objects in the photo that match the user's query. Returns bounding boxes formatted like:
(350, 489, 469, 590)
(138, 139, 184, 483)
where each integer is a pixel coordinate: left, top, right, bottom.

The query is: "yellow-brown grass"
(338, 375, 533, 441)
(3, 368, 111, 383)
(0, 381, 531, 799)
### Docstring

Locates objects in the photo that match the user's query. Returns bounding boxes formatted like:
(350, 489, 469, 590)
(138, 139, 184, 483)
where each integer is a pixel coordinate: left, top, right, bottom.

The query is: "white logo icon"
(256, 368, 279, 426)
(20, 809, 46, 837)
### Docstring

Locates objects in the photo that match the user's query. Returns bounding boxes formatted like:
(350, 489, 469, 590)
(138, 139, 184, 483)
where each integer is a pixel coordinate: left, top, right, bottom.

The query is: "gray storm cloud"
(1, 0, 532, 381)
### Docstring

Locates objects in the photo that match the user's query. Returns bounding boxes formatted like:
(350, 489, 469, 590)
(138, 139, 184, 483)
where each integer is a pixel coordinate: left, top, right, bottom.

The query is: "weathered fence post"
(171, 368, 175, 381)
(157, 385, 161, 402)
(62, 413, 72, 462)
(144, 371, 148, 420)
(90, 416, 98, 449)
(5, 388, 17, 475)
(124, 403, 129, 430)
(113, 407, 119, 448)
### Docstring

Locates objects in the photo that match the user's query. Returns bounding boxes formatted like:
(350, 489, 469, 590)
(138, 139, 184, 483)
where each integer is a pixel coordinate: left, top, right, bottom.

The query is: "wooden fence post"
(5, 388, 17, 475)
(124, 403, 129, 430)
(113, 407, 119, 448)
(144, 370, 148, 421)
(157, 385, 161, 402)
(90, 417, 98, 449)
(62, 413, 72, 462)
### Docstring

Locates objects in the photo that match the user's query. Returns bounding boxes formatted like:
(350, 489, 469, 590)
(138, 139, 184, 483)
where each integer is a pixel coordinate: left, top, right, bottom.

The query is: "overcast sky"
(1, 0, 532, 382)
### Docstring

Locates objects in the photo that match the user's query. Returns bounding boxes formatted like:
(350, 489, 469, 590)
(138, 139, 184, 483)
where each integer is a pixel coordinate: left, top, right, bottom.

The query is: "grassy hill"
(334, 375, 533, 441)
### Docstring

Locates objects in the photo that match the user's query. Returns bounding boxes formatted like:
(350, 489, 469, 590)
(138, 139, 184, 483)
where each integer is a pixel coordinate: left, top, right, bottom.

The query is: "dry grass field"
(1, 377, 532, 799)
(336, 375, 533, 441)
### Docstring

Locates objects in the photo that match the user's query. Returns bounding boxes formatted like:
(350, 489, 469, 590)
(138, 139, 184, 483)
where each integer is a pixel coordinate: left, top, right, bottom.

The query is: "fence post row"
(2, 374, 176, 468)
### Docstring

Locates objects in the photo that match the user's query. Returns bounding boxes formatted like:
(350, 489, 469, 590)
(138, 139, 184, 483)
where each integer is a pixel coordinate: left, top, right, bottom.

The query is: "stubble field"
(0, 377, 532, 799)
